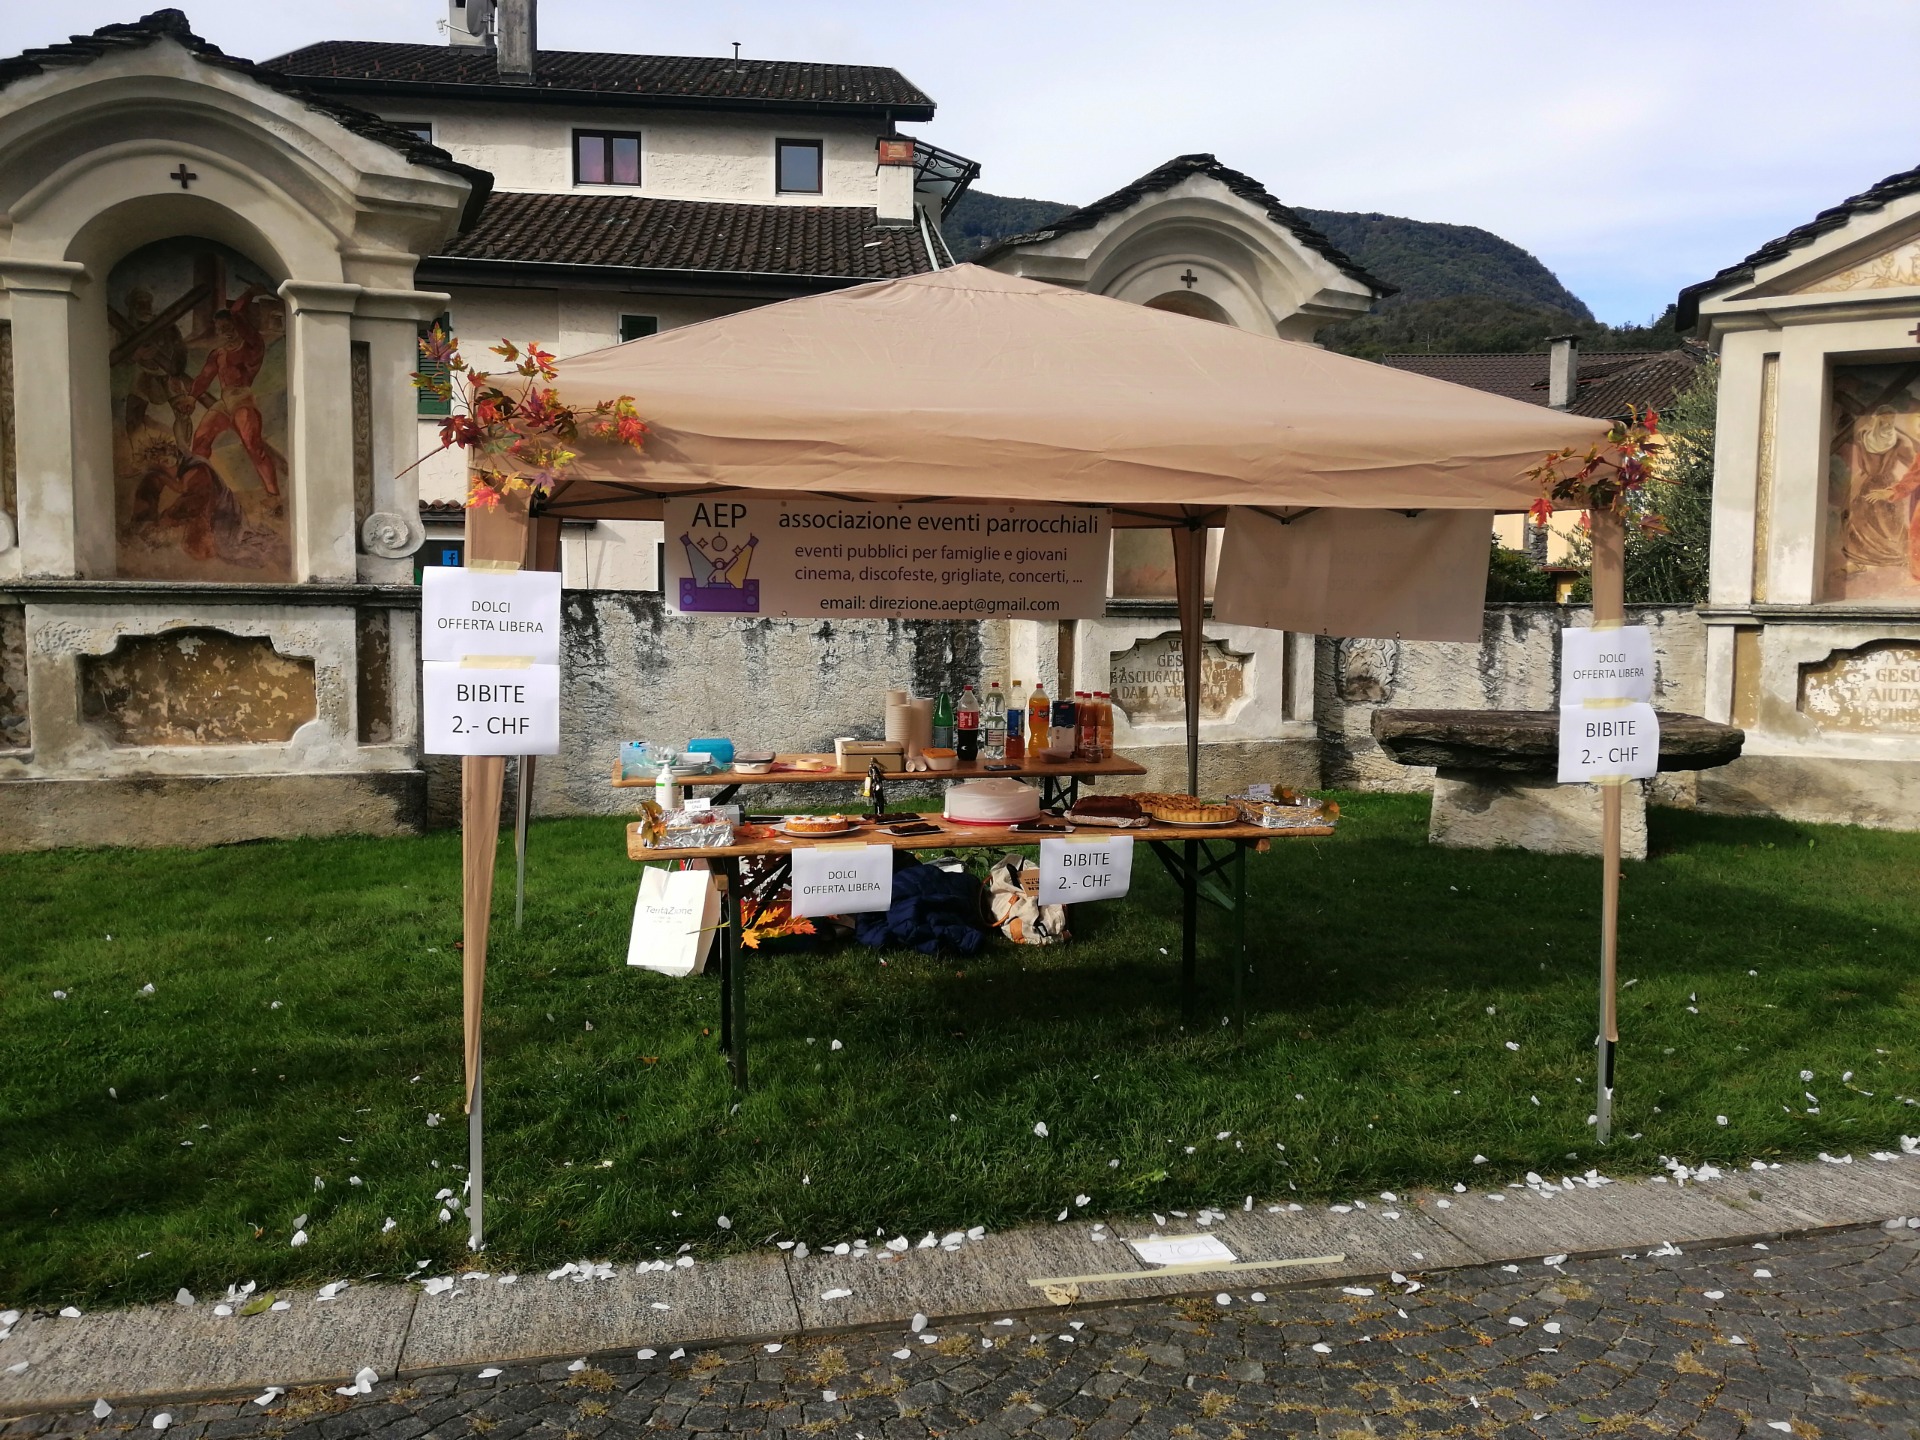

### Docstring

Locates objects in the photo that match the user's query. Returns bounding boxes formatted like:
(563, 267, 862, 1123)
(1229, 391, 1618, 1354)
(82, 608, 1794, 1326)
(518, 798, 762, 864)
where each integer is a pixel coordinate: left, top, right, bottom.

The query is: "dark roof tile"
(976, 153, 1392, 299)
(1381, 348, 1704, 419)
(0, 10, 491, 228)
(432, 191, 935, 280)
(267, 39, 934, 117)
(1678, 161, 1920, 327)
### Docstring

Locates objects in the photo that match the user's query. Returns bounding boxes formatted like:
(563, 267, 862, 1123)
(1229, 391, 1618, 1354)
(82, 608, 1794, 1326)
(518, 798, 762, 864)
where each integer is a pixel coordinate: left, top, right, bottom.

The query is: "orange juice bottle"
(1027, 681, 1050, 753)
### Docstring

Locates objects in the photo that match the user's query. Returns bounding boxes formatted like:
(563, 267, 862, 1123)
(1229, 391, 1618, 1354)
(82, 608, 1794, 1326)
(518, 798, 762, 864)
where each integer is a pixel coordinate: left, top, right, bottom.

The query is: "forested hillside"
(941, 189, 1681, 355)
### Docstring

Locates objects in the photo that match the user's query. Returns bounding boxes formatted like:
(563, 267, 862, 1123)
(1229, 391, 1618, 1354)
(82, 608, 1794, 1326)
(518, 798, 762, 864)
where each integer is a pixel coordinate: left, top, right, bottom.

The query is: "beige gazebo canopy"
(455, 265, 1612, 1224)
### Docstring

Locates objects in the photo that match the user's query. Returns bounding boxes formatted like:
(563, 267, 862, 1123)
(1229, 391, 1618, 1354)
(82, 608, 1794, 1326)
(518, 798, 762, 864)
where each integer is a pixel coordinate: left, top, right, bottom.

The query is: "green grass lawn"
(3, 795, 1917, 1309)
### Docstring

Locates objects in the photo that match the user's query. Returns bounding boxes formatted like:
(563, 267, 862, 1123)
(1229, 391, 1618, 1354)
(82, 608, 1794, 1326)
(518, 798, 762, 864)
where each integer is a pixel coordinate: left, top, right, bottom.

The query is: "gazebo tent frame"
(447, 266, 1619, 1249)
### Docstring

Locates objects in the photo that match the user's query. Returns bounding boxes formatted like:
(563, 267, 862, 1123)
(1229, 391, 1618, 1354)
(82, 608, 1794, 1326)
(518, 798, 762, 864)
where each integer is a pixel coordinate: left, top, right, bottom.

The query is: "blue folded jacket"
(852, 854, 990, 956)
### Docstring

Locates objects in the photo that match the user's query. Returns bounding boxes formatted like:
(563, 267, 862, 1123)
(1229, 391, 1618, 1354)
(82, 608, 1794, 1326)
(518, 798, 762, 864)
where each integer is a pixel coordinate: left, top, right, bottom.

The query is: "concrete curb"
(3, 1151, 1917, 1415)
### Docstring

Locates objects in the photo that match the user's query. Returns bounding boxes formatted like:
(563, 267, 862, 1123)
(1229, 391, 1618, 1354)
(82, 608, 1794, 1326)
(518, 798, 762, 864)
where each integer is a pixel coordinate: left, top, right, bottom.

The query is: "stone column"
(353, 288, 447, 583)
(0, 259, 89, 577)
(280, 280, 363, 583)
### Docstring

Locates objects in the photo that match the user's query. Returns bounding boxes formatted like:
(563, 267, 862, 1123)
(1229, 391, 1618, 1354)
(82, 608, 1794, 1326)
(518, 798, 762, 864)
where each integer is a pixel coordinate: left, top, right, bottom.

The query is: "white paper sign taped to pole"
(790, 843, 894, 918)
(627, 867, 721, 976)
(1560, 625, 1655, 705)
(422, 662, 560, 755)
(420, 568, 562, 665)
(1039, 835, 1133, 903)
(1557, 702, 1660, 783)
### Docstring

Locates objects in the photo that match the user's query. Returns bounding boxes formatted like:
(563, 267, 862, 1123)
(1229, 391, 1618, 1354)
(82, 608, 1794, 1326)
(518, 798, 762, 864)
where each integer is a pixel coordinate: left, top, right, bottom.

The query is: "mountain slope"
(1291, 209, 1592, 319)
(943, 191, 1076, 262)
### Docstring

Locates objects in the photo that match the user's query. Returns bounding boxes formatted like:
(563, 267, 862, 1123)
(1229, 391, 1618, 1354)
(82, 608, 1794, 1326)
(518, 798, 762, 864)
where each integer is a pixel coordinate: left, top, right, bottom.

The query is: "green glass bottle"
(931, 689, 956, 750)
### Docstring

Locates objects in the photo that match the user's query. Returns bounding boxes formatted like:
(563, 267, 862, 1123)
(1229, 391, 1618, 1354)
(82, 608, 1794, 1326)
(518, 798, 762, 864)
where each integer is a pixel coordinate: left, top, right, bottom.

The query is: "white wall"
(381, 103, 890, 206)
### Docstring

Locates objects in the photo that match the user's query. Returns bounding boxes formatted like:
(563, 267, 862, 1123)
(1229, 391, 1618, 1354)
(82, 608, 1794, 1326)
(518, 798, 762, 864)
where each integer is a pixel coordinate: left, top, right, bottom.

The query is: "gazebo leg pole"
(468, 1050, 484, 1251)
(1591, 510, 1626, 1145)
(514, 755, 533, 929)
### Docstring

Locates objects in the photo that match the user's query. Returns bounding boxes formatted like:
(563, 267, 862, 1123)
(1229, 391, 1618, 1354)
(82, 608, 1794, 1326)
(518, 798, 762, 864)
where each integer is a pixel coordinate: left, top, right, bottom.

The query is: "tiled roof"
(0, 10, 490, 229)
(267, 40, 934, 118)
(1381, 348, 1705, 419)
(1678, 161, 1920, 327)
(429, 190, 939, 281)
(975, 153, 1393, 299)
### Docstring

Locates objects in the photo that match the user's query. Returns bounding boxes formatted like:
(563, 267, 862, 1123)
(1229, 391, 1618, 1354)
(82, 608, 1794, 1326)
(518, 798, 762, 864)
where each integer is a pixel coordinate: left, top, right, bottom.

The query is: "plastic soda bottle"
(1028, 681, 1050, 753)
(983, 682, 1008, 761)
(955, 683, 981, 762)
(1006, 681, 1027, 759)
(932, 689, 955, 751)
(1075, 691, 1100, 760)
(1096, 691, 1115, 757)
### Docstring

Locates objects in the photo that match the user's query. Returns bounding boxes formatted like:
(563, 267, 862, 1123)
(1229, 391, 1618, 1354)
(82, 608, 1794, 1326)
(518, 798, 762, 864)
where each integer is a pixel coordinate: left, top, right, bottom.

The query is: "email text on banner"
(790, 844, 894, 918)
(665, 496, 1109, 620)
(1039, 835, 1133, 902)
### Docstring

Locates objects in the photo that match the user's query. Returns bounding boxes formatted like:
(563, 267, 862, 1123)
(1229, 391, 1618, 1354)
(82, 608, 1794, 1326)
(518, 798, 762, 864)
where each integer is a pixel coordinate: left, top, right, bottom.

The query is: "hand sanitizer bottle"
(654, 758, 681, 813)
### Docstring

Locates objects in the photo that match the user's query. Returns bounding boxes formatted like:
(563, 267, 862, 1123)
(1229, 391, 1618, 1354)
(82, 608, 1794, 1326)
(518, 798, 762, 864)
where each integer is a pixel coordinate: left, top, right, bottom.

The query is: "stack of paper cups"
(909, 696, 933, 755)
(885, 700, 916, 753)
(885, 688, 911, 708)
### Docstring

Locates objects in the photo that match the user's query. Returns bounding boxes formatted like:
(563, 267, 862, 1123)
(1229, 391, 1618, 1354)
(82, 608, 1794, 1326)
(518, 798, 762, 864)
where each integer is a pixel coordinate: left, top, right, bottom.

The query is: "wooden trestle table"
(625, 802, 1334, 1089)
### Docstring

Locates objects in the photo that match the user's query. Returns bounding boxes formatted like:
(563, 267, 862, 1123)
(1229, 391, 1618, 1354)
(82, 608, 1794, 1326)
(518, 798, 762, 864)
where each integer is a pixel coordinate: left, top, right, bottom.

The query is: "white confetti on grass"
(1032, 1122, 1049, 1138)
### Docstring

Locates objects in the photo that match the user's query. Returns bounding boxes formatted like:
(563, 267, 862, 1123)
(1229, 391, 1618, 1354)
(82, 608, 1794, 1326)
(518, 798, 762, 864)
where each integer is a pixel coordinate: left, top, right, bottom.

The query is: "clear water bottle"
(983, 682, 1008, 760)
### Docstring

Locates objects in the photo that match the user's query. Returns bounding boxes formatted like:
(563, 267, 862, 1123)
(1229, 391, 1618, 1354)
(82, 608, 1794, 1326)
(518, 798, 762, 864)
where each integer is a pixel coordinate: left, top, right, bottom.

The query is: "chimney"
(496, 0, 537, 82)
(1547, 334, 1579, 410)
(446, 0, 492, 46)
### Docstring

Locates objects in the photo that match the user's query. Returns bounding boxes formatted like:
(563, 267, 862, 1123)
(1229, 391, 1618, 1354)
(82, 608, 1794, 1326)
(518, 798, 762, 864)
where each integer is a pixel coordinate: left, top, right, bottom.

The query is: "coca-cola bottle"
(955, 683, 981, 761)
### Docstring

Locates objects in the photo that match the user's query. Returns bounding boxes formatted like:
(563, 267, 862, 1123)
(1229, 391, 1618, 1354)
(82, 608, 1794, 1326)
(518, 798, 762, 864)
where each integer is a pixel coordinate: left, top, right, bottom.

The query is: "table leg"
(723, 857, 747, 1091)
(1181, 839, 1198, 1020)
(716, 867, 733, 1056)
(1234, 843, 1248, 1028)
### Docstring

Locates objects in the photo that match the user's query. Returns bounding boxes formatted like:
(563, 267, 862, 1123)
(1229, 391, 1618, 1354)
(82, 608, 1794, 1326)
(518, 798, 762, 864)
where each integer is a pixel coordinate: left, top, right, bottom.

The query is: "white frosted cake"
(943, 777, 1042, 825)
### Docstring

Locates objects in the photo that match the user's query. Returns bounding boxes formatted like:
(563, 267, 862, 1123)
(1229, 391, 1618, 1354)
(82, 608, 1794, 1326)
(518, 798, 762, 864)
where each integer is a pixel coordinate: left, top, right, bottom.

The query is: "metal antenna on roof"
(732, 41, 741, 59)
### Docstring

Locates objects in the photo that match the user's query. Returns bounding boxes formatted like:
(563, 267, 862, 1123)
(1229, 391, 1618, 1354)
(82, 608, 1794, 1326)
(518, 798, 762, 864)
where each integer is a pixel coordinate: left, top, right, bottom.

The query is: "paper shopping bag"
(626, 866, 721, 976)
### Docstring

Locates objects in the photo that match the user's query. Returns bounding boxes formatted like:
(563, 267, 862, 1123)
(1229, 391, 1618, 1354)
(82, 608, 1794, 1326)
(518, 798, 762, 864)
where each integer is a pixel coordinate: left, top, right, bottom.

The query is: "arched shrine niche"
(1143, 290, 1233, 325)
(108, 237, 291, 581)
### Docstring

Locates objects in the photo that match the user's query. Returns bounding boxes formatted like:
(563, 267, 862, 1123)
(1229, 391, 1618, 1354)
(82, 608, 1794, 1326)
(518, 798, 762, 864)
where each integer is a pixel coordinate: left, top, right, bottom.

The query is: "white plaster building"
(1683, 164, 1920, 829)
(267, 0, 974, 591)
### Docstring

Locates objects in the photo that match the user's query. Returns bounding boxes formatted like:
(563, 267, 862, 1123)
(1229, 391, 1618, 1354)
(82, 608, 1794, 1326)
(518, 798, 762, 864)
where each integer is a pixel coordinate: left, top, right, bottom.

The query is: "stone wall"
(469, 592, 1010, 823)
(468, 597, 1707, 826)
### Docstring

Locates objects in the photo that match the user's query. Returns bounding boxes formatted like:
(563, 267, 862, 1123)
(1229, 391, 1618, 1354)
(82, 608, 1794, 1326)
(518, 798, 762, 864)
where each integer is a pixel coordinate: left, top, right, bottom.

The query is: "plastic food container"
(686, 737, 735, 767)
(943, 777, 1041, 824)
(922, 747, 958, 772)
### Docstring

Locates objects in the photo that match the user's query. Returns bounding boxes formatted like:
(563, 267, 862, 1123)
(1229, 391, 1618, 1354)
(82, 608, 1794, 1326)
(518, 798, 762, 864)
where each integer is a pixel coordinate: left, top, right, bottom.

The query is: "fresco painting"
(1826, 362, 1920, 602)
(109, 238, 291, 580)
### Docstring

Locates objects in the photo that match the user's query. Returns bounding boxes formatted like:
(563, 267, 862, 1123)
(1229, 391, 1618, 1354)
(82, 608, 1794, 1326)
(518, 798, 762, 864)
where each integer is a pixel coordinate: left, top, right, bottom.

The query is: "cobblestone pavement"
(7, 1226, 1918, 1440)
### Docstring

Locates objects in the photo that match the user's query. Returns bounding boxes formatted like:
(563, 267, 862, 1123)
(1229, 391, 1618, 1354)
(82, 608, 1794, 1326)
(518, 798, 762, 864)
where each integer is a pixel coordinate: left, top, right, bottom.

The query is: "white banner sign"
(423, 662, 560, 756)
(790, 843, 895, 918)
(1557, 702, 1660, 783)
(421, 568, 562, 665)
(664, 496, 1109, 620)
(626, 866, 720, 977)
(1561, 625, 1655, 705)
(1039, 835, 1134, 903)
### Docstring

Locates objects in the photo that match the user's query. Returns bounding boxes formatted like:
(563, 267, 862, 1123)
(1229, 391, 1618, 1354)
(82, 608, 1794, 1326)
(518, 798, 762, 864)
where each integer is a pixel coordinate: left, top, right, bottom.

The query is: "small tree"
(1622, 360, 1716, 604)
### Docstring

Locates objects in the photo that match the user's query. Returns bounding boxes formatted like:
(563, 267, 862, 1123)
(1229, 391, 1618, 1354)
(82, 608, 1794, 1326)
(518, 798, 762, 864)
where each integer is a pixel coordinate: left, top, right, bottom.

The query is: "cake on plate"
(1135, 793, 1238, 825)
(785, 814, 857, 835)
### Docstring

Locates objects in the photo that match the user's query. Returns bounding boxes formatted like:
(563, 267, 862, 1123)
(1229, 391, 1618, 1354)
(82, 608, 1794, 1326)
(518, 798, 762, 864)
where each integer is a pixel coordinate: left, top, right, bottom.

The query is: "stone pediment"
(1793, 235, 1920, 294)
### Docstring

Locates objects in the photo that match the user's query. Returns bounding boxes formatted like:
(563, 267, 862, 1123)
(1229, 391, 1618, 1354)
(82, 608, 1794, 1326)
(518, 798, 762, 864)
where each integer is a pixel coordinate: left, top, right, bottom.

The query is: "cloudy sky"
(23, 1, 1920, 323)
